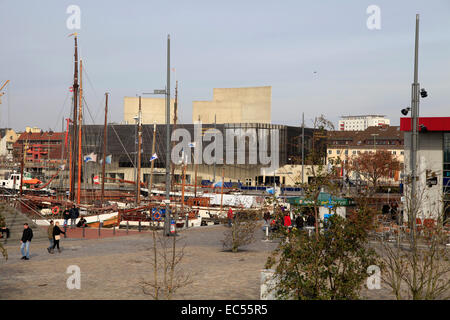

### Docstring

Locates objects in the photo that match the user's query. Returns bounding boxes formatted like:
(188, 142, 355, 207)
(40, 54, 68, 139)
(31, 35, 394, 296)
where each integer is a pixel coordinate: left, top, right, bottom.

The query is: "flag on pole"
(150, 153, 158, 162)
(188, 142, 196, 148)
(100, 155, 112, 165)
(83, 153, 97, 163)
(93, 176, 100, 184)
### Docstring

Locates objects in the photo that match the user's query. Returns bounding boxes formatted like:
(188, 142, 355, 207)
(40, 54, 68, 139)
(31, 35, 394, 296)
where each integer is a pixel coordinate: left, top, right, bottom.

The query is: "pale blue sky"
(1, 0, 449, 131)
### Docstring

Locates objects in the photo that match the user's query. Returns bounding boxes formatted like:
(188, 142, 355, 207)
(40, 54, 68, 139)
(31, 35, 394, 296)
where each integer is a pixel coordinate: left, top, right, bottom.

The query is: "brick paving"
(0, 225, 422, 300)
(0, 225, 279, 300)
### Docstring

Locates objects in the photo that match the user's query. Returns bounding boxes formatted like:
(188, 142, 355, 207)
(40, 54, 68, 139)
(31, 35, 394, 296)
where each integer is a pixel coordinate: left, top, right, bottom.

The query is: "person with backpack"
(20, 223, 33, 260)
(50, 222, 65, 254)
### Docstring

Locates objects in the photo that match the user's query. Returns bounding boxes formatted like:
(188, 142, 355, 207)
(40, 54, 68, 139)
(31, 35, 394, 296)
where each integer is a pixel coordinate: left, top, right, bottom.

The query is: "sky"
(1, 0, 449, 131)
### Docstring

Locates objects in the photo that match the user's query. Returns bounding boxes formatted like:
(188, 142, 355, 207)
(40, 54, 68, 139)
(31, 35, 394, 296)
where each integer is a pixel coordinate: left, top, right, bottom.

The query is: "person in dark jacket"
(306, 213, 316, 227)
(70, 206, 80, 229)
(76, 217, 87, 228)
(295, 215, 304, 229)
(1, 226, 10, 240)
(50, 222, 65, 253)
(62, 207, 71, 227)
(20, 223, 33, 260)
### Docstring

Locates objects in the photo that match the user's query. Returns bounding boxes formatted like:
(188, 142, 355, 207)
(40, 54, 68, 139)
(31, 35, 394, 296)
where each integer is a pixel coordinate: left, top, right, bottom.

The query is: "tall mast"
(213, 114, 216, 182)
(69, 33, 79, 202)
(136, 96, 142, 205)
(164, 34, 171, 236)
(170, 80, 178, 187)
(194, 115, 199, 197)
(76, 59, 83, 205)
(101, 93, 109, 206)
(148, 122, 157, 198)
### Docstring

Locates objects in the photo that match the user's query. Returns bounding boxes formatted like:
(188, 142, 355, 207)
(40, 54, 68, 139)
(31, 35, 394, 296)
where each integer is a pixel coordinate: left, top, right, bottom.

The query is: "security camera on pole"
(400, 14, 428, 246)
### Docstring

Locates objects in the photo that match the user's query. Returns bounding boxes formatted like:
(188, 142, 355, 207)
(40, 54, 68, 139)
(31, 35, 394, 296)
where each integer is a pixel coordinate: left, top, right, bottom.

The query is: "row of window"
(328, 149, 403, 155)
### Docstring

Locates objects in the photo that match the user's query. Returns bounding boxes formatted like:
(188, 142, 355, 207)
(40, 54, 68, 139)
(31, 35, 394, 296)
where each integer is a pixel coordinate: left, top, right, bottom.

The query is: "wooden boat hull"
(86, 217, 119, 228)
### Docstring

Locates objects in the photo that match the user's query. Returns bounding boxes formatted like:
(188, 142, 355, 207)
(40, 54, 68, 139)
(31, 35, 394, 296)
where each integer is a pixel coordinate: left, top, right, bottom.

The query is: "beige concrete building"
(0, 128, 19, 161)
(124, 97, 176, 124)
(193, 86, 271, 124)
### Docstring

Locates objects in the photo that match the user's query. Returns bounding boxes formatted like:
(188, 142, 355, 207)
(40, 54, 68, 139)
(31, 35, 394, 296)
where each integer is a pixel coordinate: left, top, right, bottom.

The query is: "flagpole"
(101, 93, 108, 207)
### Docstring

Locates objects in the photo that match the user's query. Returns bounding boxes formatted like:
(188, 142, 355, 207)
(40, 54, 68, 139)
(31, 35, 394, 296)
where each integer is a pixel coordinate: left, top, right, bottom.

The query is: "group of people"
(62, 205, 80, 229)
(264, 208, 317, 233)
(19, 205, 84, 260)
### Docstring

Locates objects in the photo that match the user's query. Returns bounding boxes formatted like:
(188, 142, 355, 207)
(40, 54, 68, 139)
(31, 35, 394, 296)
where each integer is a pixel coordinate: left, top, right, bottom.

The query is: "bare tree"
(0, 211, 8, 261)
(222, 210, 261, 253)
(378, 180, 450, 299)
(141, 223, 192, 300)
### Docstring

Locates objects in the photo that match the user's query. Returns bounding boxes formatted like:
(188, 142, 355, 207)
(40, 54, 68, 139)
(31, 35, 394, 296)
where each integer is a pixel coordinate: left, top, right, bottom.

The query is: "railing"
(0, 189, 50, 224)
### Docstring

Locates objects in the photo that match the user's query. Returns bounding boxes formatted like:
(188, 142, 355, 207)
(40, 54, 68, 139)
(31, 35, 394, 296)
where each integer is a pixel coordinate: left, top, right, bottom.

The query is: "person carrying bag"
(50, 221, 65, 254)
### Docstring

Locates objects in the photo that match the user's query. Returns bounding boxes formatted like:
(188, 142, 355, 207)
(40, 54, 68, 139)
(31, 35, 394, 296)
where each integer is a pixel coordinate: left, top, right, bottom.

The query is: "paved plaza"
(0, 225, 400, 300)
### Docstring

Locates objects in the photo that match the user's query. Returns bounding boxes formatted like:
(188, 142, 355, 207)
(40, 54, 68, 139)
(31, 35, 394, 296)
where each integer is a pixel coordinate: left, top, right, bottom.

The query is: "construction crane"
(0, 80, 10, 104)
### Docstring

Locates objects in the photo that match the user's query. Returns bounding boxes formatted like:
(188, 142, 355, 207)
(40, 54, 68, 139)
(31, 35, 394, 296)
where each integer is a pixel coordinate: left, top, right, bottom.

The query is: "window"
(344, 150, 348, 155)
(328, 150, 332, 154)
(401, 151, 404, 155)
(337, 150, 341, 155)
(352, 151, 356, 155)
(392, 151, 396, 155)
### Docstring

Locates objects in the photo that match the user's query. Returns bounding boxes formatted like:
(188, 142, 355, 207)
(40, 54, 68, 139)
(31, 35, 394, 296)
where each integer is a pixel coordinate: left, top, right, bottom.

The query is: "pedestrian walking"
(20, 223, 33, 260)
(47, 220, 55, 253)
(50, 222, 65, 254)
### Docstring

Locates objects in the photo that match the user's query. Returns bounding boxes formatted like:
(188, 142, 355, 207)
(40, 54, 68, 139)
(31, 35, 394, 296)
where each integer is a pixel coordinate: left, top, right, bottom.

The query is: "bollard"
(64, 224, 67, 238)
(266, 224, 269, 239)
(138, 220, 141, 232)
(82, 225, 85, 238)
(185, 213, 189, 229)
(98, 222, 103, 237)
(113, 225, 115, 236)
(126, 221, 129, 234)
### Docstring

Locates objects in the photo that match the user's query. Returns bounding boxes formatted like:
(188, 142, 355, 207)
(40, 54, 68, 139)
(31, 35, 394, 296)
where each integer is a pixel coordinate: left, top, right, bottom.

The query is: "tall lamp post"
(400, 14, 428, 244)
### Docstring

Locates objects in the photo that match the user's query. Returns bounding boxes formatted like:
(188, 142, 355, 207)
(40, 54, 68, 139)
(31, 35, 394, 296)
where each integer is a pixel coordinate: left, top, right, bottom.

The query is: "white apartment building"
(338, 115, 390, 131)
